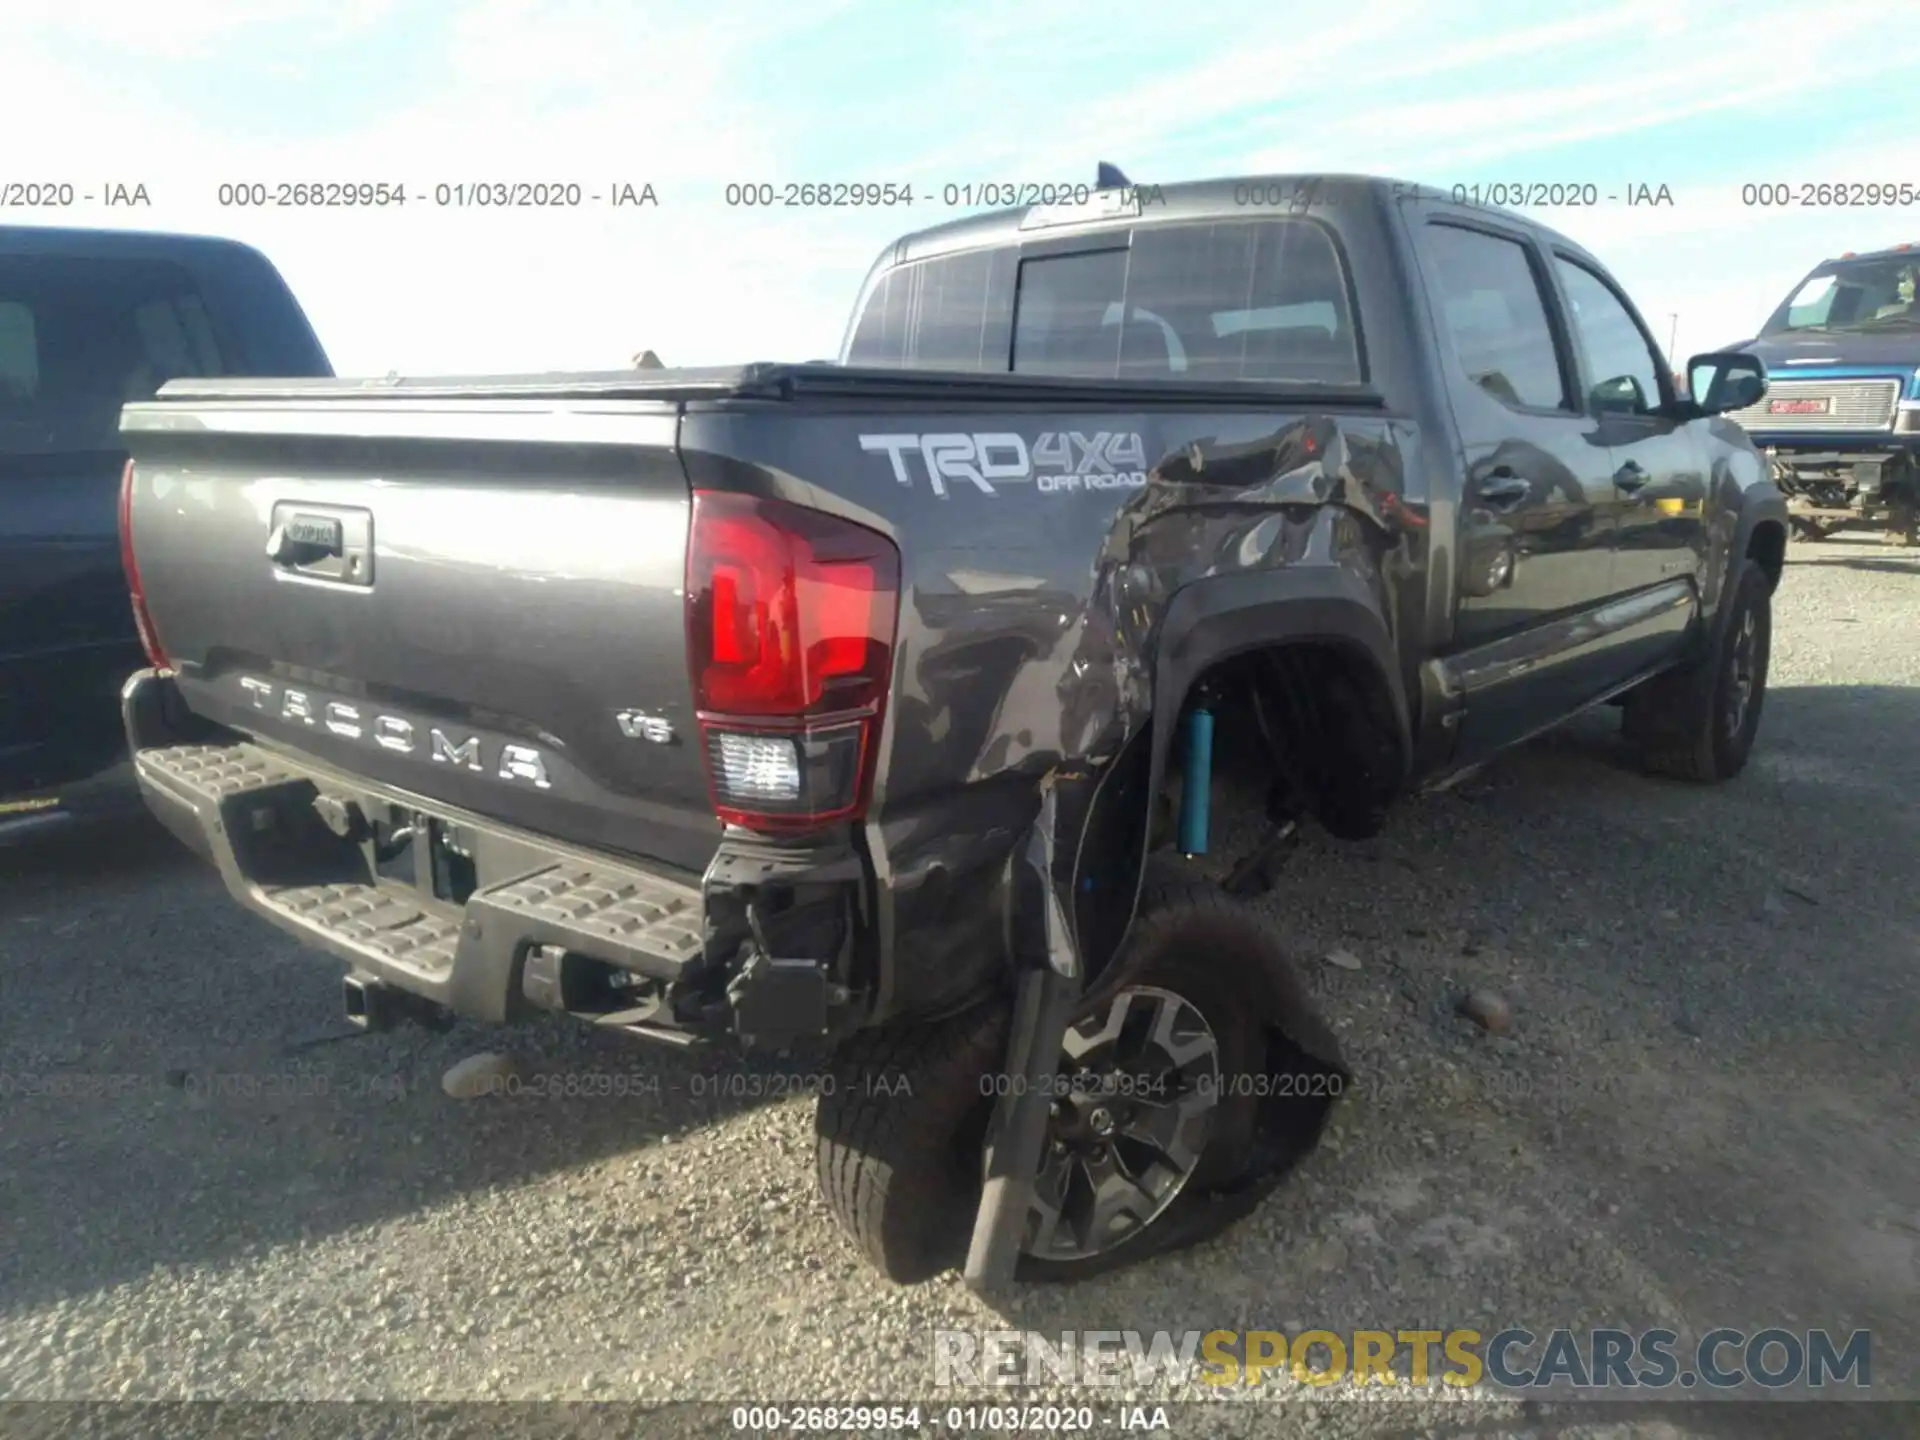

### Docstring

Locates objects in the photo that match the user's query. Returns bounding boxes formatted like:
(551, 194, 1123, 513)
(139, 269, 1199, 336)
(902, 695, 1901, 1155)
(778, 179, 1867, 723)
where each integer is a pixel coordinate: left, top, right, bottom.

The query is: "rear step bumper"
(121, 673, 733, 1040)
(131, 735, 714, 1026)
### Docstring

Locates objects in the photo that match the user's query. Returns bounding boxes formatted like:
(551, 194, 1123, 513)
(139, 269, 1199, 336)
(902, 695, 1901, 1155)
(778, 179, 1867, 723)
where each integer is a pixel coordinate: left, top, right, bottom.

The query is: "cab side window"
(1422, 223, 1569, 412)
(844, 217, 1364, 385)
(0, 301, 43, 451)
(1553, 257, 1666, 417)
(843, 248, 1016, 371)
(1, 258, 227, 456)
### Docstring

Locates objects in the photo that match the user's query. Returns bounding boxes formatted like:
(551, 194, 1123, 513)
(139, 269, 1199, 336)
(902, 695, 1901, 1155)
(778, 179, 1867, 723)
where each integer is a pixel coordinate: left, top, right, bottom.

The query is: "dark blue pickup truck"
(0, 225, 328, 832)
(1721, 242, 1920, 542)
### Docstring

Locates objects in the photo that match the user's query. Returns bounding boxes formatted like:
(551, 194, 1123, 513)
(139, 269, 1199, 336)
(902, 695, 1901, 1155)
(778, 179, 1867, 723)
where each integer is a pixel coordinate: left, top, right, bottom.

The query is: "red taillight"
(686, 491, 899, 832)
(118, 458, 171, 670)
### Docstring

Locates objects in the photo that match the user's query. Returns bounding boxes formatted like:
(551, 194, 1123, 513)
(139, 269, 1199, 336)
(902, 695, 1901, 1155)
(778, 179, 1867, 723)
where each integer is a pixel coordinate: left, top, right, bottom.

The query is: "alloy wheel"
(1020, 985, 1221, 1263)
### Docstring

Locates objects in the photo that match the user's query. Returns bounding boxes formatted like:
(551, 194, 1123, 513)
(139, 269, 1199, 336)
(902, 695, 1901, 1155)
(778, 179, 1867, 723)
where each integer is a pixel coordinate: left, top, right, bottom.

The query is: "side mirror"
(1687, 351, 1768, 416)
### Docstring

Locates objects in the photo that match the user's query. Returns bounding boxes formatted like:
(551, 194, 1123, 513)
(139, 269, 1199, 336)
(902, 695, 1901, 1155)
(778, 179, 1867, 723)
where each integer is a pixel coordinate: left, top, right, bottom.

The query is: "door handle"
(1613, 460, 1650, 492)
(1476, 470, 1531, 509)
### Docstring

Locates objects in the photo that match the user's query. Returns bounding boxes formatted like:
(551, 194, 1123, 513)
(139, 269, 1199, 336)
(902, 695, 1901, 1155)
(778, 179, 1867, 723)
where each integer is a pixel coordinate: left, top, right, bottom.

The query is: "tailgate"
(120, 393, 718, 874)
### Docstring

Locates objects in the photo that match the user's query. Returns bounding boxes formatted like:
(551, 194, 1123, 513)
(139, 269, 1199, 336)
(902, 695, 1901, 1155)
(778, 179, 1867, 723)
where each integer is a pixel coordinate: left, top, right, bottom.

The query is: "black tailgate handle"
(265, 504, 373, 586)
(267, 516, 343, 564)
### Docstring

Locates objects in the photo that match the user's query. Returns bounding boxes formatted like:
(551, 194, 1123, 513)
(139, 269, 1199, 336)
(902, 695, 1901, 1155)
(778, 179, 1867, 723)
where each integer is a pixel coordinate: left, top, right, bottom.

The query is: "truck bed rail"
(142, 363, 1388, 410)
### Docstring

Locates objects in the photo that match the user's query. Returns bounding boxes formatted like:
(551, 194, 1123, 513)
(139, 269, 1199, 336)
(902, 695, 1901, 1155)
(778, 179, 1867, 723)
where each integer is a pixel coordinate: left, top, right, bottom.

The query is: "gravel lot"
(3, 535, 1917, 1435)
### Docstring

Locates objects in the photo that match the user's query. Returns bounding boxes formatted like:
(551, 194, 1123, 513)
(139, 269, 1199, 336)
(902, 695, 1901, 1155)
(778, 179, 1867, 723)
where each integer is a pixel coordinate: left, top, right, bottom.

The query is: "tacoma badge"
(234, 675, 552, 789)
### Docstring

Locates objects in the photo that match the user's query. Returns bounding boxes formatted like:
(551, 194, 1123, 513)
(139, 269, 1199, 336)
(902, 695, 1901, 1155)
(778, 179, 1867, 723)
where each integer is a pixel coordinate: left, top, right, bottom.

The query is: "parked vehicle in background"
(116, 173, 1784, 1287)
(0, 226, 329, 833)
(1722, 242, 1920, 543)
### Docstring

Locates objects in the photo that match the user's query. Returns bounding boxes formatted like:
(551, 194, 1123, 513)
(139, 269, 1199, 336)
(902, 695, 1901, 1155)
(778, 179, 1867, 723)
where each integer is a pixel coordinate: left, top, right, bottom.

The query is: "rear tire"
(1623, 557, 1772, 782)
(814, 873, 1341, 1284)
(814, 998, 1012, 1284)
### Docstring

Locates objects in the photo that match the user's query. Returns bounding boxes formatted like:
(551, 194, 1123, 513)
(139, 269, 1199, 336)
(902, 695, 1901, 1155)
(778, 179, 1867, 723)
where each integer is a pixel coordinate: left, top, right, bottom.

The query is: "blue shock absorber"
(1177, 704, 1214, 856)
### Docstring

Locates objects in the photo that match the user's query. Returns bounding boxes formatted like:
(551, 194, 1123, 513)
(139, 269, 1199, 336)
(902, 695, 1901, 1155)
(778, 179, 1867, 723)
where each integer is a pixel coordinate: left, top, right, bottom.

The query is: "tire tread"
(815, 998, 1009, 1283)
(814, 869, 1315, 1284)
(1629, 558, 1771, 783)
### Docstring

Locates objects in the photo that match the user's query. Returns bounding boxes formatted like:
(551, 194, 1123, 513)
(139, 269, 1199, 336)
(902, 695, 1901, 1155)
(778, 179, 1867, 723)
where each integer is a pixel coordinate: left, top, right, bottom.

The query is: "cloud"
(1353, 3, 1670, 86)
(1462, 136, 1920, 362)
(3, 0, 1913, 374)
(1232, 0, 1911, 174)
(0, 0, 882, 370)
(6, 0, 392, 59)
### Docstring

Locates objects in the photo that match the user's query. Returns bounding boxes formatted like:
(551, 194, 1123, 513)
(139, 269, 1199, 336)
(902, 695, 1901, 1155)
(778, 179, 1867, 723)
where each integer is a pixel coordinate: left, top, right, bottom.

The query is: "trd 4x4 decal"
(859, 431, 1149, 498)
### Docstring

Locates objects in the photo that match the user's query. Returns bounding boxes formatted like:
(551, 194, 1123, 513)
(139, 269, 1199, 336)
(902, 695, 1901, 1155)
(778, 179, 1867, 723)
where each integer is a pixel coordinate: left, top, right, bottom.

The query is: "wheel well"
(1076, 636, 1409, 981)
(1171, 641, 1406, 843)
(1748, 520, 1786, 592)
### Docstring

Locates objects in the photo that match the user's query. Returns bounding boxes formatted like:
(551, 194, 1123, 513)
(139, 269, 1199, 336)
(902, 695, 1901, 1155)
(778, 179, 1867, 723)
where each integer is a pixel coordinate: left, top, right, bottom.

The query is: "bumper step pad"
(140, 741, 305, 799)
(486, 865, 704, 972)
(265, 882, 464, 977)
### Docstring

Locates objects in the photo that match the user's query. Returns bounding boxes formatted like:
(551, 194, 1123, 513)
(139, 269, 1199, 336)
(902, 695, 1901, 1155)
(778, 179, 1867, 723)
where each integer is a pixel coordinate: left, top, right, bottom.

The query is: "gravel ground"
(3, 534, 1917, 1437)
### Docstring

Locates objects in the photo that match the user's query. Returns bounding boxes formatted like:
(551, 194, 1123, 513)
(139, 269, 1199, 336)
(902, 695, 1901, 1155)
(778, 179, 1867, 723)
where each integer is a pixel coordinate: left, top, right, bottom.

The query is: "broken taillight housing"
(118, 458, 172, 670)
(685, 491, 900, 832)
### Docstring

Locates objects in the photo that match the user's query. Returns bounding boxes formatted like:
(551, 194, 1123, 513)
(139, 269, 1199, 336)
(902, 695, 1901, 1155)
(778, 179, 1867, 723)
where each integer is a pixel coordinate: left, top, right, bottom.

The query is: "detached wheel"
(815, 876, 1342, 1284)
(1027, 986, 1226, 1261)
(1623, 557, 1772, 782)
(1012, 943, 1253, 1282)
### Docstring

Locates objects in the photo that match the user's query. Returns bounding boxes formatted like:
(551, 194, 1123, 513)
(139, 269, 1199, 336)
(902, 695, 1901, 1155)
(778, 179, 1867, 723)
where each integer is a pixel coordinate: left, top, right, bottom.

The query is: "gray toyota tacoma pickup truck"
(116, 173, 1786, 1288)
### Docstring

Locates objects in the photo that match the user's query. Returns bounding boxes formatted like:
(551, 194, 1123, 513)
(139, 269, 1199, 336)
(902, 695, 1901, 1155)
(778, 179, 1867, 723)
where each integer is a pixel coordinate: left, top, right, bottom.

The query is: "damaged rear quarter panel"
(680, 403, 1434, 1021)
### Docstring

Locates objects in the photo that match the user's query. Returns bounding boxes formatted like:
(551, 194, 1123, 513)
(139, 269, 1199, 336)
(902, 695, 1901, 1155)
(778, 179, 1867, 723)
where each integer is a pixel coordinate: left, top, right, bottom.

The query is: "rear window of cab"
(846, 218, 1363, 386)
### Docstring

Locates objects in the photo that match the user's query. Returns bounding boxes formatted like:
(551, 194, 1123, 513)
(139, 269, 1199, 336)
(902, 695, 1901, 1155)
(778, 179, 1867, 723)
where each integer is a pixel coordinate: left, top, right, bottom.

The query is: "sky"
(4, 0, 1917, 377)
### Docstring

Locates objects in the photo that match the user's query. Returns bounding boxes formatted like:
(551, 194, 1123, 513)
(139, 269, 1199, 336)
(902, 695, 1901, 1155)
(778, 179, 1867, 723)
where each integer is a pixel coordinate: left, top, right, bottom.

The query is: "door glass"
(1554, 258, 1665, 416)
(0, 302, 43, 452)
(0, 258, 225, 456)
(1422, 224, 1568, 411)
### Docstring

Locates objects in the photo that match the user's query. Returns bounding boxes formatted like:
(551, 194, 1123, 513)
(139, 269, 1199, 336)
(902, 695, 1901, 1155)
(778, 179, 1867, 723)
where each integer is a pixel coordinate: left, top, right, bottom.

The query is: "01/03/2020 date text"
(209, 180, 1163, 211)
(723, 181, 1166, 208)
(213, 181, 660, 208)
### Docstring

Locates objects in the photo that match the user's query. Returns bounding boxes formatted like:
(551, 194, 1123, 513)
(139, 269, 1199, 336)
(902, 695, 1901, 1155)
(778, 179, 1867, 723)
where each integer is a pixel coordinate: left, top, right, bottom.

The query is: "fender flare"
(1716, 487, 1788, 650)
(1147, 564, 1413, 802)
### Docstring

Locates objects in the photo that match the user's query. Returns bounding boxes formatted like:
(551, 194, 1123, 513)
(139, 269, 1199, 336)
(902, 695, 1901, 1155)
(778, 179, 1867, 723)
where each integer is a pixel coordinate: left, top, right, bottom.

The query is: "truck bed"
(122, 363, 1390, 879)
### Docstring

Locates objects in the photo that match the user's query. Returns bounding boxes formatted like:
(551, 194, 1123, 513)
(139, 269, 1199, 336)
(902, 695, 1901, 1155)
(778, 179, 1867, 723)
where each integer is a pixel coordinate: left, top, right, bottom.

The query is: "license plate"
(1769, 398, 1830, 415)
